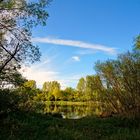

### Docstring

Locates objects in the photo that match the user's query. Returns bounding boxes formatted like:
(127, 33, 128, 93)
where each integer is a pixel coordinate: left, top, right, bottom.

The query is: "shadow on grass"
(0, 110, 140, 140)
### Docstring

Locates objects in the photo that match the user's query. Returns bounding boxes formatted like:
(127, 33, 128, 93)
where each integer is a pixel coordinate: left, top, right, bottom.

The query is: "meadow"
(0, 110, 140, 140)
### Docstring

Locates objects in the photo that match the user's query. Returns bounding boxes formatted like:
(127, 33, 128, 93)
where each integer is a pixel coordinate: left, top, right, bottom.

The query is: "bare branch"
(0, 43, 20, 72)
(0, 42, 19, 62)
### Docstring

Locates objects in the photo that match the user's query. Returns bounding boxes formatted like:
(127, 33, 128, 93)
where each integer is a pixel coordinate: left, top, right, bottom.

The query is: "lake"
(36, 101, 102, 119)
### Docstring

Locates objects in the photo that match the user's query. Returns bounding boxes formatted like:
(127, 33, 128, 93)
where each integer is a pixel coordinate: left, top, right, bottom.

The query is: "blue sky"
(22, 0, 140, 89)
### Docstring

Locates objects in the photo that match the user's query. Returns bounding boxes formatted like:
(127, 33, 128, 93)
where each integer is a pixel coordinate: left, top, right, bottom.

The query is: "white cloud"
(19, 65, 85, 89)
(72, 56, 80, 61)
(20, 66, 59, 87)
(32, 37, 116, 54)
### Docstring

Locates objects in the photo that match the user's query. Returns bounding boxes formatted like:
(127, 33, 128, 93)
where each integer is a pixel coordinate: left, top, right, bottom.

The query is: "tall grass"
(0, 110, 139, 140)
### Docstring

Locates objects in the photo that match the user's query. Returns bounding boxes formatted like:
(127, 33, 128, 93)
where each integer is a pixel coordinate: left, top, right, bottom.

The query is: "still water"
(37, 103, 101, 119)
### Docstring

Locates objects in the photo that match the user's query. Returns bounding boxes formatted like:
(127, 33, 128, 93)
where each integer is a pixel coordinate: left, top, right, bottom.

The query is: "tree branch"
(0, 42, 19, 62)
(0, 43, 20, 73)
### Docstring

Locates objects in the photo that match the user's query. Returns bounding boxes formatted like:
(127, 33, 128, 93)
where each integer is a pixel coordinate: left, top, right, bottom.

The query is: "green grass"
(0, 111, 140, 140)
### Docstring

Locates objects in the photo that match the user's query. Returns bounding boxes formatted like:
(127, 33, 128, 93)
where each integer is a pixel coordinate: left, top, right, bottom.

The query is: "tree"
(42, 82, 50, 92)
(52, 87, 62, 101)
(76, 75, 103, 101)
(95, 50, 140, 116)
(77, 77, 86, 93)
(0, 68, 26, 88)
(135, 35, 140, 50)
(42, 81, 60, 93)
(0, 0, 51, 86)
(23, 80, 36, 89)
(85, 75, 103, 101)
(64, 87, 76, 101)
(42, 81, 61, 101)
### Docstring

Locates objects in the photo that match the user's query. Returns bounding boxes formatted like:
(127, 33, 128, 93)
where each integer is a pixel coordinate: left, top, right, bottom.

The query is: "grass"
(0, 110, 140, 140)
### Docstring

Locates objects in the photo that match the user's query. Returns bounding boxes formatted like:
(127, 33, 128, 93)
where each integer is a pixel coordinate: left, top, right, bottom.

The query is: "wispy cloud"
(72, 56, 80, 61)
(32, 37, 117, 54)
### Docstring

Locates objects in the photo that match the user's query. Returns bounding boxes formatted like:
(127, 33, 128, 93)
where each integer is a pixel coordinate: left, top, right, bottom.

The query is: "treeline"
(15, 80, 95, 102)
(15, 77, 104, 102)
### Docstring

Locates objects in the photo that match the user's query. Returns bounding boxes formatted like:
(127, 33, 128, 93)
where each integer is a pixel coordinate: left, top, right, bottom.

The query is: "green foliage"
(23, 80, 36, 89)
(76, 75, 103, 101)
(64, 87, 76, 101)
(0, 0, 51, 86)
(0, 89, 19, 113)
(0, 69, 26, 88)
(95, 50, 140, 117)
(42, 81, 50, 92)
(77, 77, 86, 93)
(135, 35, 140, 50)
(52, 87, 61, 100)
(42, 81, 60, 93)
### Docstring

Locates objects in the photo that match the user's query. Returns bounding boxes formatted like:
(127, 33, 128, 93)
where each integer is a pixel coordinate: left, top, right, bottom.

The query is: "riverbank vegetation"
(0, 110, 140, 140)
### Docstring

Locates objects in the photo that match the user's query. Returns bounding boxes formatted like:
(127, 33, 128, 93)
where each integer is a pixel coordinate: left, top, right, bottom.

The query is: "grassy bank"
(0, 111, 140, 140)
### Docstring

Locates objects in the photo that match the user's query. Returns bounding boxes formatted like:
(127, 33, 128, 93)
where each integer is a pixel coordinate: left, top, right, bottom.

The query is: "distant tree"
(42, 81, 61, 101)
(85, 76, 94, 95)
(86, 75, 103, 101)
(42, 82, 50, 92)
(50, 81, 60, 93)
(64, 87, 76, 101)
(77, 77, 86, 93)
(52, 87, 62, 101)
(76, 75, 103, 101)
(24, 80, 36, 89)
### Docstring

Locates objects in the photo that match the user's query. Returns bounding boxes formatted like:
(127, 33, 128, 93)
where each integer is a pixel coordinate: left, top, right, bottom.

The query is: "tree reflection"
(43, 103, 101, 119)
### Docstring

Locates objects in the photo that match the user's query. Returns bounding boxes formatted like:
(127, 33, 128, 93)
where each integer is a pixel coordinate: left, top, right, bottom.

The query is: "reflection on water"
(39, 103, 101, 119)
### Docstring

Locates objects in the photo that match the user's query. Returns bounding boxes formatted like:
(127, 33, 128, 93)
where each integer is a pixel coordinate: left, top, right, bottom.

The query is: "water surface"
(40, 102, 101, 119)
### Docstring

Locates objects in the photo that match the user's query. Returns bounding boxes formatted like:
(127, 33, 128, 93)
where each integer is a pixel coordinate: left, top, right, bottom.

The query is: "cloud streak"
(32, 37, 116, 54)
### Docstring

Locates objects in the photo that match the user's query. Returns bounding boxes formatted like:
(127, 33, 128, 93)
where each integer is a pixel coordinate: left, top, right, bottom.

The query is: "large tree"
(95, 49, 140, 116)
(0, 0, 51, 86)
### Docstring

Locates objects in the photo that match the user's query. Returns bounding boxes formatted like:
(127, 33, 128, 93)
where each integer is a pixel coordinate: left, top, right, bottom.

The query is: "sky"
(21, 0, 140, 89)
